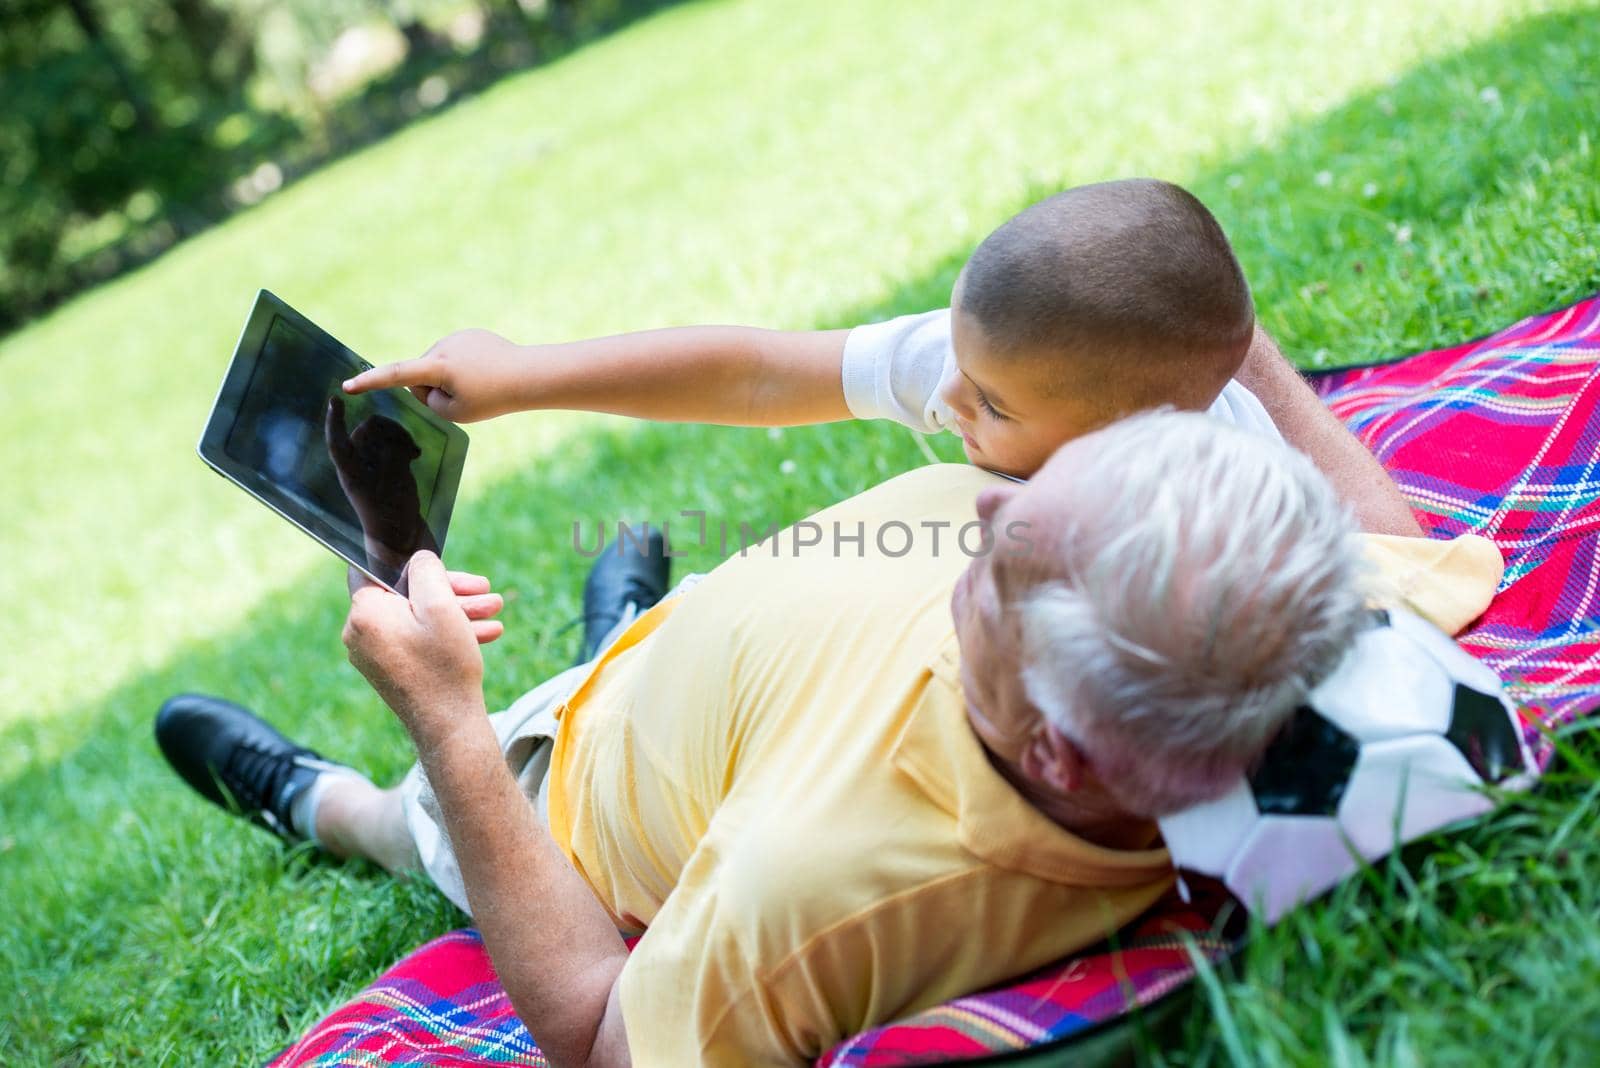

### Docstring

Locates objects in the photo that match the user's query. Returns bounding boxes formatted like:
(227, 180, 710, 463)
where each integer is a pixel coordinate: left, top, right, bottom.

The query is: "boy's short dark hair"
(959, 179, 1254, 393)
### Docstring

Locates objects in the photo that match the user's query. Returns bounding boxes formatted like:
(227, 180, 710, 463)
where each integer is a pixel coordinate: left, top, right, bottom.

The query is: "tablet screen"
(200, 292, 468, 593)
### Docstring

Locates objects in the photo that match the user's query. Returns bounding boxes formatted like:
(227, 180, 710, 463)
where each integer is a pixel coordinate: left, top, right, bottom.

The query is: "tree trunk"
(168, 0, 252, 94)
(62, 0, 160, 134)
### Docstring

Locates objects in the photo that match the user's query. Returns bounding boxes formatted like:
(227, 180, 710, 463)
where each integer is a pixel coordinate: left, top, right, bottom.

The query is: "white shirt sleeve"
(840, 309, 958, 434)
(842, 306, 1283, 442)
(1206, 380, 1283, 442)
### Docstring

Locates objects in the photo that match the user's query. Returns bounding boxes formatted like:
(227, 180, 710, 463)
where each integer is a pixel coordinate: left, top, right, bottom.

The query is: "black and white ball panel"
(1221, 814, 1363, 923)
(1155, 607, 1535, 924)
(1247, 705, 1360, 816)
(1386, 606, 1504, 695)
(1308, 620, 1453, 740)
(1446, 684, 1527, 784)
(1158, 780, 1257, 876)
(1336, 731, 1494, 861)
(1385, 605, 1531, 786)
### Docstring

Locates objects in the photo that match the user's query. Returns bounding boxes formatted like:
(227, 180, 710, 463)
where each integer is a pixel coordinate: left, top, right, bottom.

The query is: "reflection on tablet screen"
(220, 313, 446, 588)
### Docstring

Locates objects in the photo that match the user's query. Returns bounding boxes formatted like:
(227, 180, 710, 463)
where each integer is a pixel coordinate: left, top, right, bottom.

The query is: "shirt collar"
(889, 634, 1171, 887)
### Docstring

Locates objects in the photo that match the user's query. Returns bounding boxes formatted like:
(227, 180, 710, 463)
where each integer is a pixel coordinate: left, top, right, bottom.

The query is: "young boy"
(346, 178, 1422, 535)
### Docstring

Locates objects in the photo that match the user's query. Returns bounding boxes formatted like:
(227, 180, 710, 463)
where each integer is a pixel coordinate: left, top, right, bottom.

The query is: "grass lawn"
(3, 0, 1599, 1062)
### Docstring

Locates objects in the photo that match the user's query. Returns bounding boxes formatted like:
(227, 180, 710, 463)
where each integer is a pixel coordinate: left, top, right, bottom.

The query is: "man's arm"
(345, 325, 852, 427)
(1234, 325, 1424, 537)
(342, 553, 631, 1068)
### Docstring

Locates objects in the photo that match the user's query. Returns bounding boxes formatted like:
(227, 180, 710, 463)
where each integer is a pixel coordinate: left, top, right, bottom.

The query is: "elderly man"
(158, 412, 1373, 1066)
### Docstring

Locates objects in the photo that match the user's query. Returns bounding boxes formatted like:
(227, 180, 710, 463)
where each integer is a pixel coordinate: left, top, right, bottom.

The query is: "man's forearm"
(415, 708, 632, 1068)
(1236, 326, 1424, 537)
(526, 325, 852, 426)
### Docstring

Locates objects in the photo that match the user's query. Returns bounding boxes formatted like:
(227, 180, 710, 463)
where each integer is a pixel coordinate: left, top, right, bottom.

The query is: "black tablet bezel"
(197, 289, 469, 594)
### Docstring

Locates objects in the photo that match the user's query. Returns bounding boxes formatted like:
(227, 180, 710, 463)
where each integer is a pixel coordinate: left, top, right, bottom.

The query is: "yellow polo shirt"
(547, 464, 1172, 1065)
(544, 464, 1504, 1066)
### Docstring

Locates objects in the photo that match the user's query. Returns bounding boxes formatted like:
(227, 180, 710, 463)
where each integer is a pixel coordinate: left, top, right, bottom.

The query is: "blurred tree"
(1, 0, 286, 328)
(0, 0, 679, 334)
(61, 0, 158, 133)
(168, 0, 258, 100)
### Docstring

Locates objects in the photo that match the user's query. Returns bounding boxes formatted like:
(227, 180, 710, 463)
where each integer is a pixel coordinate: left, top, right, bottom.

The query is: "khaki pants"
(397, 574, 702, 914)
(397, 660, 588, 915)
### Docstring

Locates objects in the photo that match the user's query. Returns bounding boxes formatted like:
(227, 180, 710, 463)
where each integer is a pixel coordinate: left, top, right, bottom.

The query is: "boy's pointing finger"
(343, 356, 439, 395)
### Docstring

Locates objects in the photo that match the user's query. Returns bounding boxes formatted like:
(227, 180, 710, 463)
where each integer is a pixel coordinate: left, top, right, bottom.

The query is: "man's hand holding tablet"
(344, 561, 505, 647)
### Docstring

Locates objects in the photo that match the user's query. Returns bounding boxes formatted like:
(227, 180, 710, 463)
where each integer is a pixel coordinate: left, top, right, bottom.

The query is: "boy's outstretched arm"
(1235, 326, 1424, 537)
(343, 326, 852, 427)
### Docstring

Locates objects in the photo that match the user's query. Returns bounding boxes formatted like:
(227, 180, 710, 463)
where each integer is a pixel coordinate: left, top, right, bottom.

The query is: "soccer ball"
(1155, 607, 1537, 923)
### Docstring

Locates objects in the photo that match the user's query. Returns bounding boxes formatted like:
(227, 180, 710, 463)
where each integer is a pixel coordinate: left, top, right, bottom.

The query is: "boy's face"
(942, 302, 1110, 479)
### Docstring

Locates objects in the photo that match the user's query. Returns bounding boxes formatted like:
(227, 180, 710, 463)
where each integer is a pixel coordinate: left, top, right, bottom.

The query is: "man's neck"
(980, 742, 1154, 852)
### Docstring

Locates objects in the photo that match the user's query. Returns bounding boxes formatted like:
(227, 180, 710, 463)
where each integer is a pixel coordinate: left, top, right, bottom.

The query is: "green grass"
(3, 0, 1598, 1062)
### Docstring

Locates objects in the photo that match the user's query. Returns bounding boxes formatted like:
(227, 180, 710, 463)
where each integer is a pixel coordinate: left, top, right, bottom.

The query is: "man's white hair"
(1016, 410, 1368, 817)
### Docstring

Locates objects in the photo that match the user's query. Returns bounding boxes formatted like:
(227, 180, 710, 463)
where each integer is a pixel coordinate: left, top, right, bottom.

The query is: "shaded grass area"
(3, 0, 1599, 1063)
(1, 416, 935, 1062)
(1156, 741, 1600, 1067)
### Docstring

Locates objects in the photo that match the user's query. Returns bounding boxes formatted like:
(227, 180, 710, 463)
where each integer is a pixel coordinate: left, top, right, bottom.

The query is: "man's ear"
(1018, 724, 1086, 795)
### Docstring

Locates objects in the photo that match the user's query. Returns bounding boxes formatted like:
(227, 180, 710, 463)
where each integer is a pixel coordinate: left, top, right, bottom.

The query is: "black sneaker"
(576, 527, 671, 665)
(155, 693, 347, 843)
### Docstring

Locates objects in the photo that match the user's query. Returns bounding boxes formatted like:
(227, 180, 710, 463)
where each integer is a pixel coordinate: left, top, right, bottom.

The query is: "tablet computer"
(198, 290, 468, 594)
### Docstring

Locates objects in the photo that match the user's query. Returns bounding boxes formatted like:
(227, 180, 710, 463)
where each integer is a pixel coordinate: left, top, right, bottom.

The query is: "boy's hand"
(343, 552, 497, 740)
(344, 329, 529, 423)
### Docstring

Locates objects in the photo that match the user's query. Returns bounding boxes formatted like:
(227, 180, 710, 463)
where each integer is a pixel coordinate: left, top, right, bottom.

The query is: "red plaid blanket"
(269, 296, 1600, 1067)
(1317, 297, 1600, 759)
